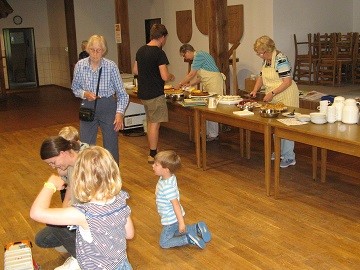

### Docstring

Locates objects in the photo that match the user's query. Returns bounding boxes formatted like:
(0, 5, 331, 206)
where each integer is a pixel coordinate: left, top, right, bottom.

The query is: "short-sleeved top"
(74, 190, 131, 270)
(155, 174, 185, 226)
(260, 52, 292, 78)
(135, 45, 170, 100)
(191, 51, 220, 72)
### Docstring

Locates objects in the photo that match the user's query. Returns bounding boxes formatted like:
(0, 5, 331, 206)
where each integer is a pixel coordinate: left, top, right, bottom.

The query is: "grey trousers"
(80, 96, 119, 164)
(35, 225, 76, 258)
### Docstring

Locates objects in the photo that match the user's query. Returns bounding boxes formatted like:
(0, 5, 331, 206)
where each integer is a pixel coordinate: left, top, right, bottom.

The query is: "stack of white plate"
(310, 112, 327, 124)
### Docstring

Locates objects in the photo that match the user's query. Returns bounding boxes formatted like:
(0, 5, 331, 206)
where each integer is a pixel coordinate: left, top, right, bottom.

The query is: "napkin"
(277, 118, 309, 126)
(233, 110, 254, 116)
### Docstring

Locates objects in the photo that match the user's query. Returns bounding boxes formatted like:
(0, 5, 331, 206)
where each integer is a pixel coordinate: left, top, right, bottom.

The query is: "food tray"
(218, 96, 243, 105)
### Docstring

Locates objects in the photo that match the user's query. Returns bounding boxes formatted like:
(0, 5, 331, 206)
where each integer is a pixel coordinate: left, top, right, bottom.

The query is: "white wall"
(74, 0, 117, 63)
(1, 0, 50, 47)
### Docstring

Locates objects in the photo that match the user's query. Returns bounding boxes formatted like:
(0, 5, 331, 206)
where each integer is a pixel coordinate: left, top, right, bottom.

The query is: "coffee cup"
(317, 100, 330, 115)
(208, 97, 219, 109)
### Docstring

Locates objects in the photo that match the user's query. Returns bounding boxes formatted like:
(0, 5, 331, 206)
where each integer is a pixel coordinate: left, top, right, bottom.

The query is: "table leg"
(188, 116, 193, 142)
(194, 109, 201, 168)
(239, 128, 244, 157)
(246, 130, 251, 160)
(312, 146, 318, 180)
(201, 114, 207, 170)
(320, 148, 327, 182)
(274, 134, 281, 198)
(264, 126, 271, 196)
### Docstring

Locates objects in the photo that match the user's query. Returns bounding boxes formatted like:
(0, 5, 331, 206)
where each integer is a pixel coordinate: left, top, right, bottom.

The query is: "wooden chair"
(312, 33, 333, 83)
(352, 32, 360, 84)
(316, 32, 353, 85)
(293, 33, 314, 84)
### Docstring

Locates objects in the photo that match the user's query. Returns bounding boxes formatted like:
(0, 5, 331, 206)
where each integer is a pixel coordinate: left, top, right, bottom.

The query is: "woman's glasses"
(89, 48, 103, 54)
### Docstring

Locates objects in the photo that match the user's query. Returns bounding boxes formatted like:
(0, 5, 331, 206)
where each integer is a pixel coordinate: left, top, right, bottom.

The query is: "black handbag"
(79, 68, 102, 122)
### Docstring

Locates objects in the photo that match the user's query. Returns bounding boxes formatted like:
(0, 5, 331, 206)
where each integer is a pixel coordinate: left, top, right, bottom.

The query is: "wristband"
(44, 182, 57, 193)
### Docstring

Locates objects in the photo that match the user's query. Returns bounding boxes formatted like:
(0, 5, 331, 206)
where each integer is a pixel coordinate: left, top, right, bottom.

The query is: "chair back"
(334, 32, 354, 60)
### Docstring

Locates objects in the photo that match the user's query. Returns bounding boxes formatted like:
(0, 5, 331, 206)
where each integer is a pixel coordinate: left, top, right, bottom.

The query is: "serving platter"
(218, 95, 243, 105)
(189, 92, 215, 98)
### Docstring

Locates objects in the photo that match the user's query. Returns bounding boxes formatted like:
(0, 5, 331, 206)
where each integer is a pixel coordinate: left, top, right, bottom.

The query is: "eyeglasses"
(89, 48, 103, 54)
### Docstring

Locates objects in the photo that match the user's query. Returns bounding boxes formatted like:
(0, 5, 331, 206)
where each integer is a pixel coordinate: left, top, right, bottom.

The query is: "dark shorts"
(141, 95, 168, 123)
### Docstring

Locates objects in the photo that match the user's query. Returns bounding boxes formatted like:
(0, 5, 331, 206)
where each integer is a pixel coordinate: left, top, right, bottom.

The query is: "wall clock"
(13, 15, 23, 25)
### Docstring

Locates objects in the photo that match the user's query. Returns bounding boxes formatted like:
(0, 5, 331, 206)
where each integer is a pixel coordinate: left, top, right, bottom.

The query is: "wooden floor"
(1, 86, 359, 270)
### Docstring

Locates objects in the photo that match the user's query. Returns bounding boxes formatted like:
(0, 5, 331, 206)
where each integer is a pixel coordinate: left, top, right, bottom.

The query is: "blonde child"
(57, 126, 88, 203)
(31, 146, 134, 269)
(153, 150, 211, 249)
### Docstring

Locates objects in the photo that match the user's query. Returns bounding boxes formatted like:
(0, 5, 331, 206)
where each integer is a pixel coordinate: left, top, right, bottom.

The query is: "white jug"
(342, 98, 359, 124)
(333, 96, 345, 121)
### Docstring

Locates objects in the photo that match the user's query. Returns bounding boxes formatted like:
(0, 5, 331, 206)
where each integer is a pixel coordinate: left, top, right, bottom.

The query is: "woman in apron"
(176, 44, 225, 141)
(250, 36, 299, 168)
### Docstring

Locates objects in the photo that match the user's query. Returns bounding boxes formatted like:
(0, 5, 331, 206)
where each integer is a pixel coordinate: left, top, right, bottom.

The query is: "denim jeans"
(35, 225, 76, 258)
(281, 139, 295, 160)
(206, 121, 219, 138)
(159, 222, 197, 248)
(116, 258, 132, 270)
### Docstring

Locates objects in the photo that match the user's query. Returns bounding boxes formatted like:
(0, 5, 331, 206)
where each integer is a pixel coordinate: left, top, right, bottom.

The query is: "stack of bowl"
(310, 112, 327, 124)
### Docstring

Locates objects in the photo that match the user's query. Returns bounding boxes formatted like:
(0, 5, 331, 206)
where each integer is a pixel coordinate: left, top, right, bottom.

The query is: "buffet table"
(127, 90, 196, 139)
(272, 120, 360, 198)
(194, 104, 274, 196)
(127, 90, 360, 199)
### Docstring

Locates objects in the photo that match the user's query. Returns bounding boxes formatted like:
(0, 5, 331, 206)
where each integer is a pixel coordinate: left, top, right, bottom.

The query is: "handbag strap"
(93, 67, 102, 110)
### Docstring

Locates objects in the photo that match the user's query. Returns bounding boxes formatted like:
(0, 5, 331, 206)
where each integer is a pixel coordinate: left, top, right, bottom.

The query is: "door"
(3, 28, 38, 89)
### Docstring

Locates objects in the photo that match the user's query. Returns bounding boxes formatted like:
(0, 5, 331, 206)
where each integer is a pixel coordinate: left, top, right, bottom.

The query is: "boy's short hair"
(150, 24, 168, 40)
(58, 126, 79, 141)
(154, 150, 181, 173)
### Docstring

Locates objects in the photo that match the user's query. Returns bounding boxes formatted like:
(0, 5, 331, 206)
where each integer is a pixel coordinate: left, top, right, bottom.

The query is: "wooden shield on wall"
(176, 10, 192, 44)
(228, 5, 244, 44)
(194, 0, 208, 35)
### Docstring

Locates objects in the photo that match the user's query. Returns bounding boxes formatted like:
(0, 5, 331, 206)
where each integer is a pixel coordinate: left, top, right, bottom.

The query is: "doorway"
(3, 28, 38, 89)
(145, 18, 161, 43)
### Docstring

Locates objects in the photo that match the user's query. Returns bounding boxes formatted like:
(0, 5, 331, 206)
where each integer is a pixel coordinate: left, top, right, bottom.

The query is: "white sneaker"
(54, 256, 80, 270)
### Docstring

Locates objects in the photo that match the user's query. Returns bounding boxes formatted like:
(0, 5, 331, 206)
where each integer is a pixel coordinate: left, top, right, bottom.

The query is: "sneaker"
(196, 221, 211, 243)
(280, 159, 296, 168)
(54, 256, 80, 270)
(271, 152, 283, 161)
(147, 156, 155, 164)
(206, 136, 219, 142)
(54, 245, 68, 253)
(187, 231, 206, 249)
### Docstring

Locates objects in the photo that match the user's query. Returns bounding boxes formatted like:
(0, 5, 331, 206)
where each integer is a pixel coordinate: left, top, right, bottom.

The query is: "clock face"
(13, 15, 23, 25)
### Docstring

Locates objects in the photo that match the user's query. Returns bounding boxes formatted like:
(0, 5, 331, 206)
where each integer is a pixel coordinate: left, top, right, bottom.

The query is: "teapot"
(342, 98, 359, 124)
(208, 96, 219, 109)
